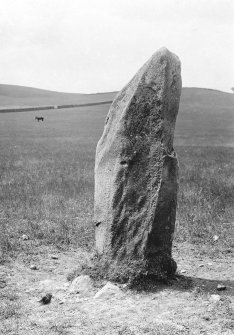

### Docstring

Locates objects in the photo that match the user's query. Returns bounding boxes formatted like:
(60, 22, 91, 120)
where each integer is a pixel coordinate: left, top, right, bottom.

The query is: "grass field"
(0, 88, 233, 335)
(0, 99, 233, 262)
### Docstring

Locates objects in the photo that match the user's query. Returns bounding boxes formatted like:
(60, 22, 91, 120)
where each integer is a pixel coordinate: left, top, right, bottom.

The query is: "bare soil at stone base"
(0, 242, 233, 335)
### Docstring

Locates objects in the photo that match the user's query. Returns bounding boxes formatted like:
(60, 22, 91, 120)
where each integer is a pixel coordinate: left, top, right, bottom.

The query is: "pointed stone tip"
(151, 47, 180, 61)
(157, 46, 170, 54)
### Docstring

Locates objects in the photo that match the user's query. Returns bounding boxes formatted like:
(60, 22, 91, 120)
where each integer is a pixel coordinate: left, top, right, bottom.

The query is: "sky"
(0, 0, 233, 93)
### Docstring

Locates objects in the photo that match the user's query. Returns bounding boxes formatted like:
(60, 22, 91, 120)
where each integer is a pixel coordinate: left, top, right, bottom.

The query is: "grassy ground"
(0, 106, 105, 261)
(176, 146, 234, 255)
(0, 105, 233, 262)
(0, 103, 233, 335)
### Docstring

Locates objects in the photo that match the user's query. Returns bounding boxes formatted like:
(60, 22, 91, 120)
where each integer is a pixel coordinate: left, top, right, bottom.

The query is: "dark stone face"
(94, 48, 182, 279)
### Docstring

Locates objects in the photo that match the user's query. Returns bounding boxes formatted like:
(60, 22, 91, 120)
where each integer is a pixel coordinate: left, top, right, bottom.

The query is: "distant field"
(0, 84, 117, 108)
(1, 84, 234, 109)
(0, 103, 233, 261)
(1, 85, 234, 147)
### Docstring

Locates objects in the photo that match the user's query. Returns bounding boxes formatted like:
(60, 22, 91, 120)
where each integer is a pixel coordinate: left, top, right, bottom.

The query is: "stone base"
(91, 253, 177, 284)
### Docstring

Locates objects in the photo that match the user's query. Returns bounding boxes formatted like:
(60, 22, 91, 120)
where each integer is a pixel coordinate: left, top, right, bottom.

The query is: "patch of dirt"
(0, 243, 233, 334)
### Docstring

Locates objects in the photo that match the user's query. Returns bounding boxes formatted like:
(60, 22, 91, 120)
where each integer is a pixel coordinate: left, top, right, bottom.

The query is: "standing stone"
(94, 47, 182, 280)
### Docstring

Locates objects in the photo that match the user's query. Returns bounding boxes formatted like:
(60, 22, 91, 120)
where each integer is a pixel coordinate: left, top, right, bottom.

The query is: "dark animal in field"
(35, 116, 44, 122)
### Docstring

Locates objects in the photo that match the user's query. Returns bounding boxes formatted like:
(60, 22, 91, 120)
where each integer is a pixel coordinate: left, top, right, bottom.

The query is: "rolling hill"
(0, 84, 233, 110)
(0, 84, 117, 109)
(0, 84, 233, 147)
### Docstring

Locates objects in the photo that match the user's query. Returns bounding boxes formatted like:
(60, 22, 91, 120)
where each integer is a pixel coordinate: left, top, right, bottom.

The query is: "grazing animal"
(35, 116, 44, 122)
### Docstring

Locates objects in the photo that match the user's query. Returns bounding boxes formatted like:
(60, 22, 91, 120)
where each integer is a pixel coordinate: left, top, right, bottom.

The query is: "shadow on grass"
(127, 274, 234, 297)
(189, 276, 234, 296)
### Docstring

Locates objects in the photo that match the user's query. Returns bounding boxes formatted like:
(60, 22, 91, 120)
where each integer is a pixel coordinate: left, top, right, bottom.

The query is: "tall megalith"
(94, 48, 182, 280)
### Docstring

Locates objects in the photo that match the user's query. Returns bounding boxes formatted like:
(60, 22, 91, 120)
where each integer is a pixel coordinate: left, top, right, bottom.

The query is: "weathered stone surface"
(94, 282, 124, 299)
(69, 275, 94, 296)
(94, 47, 182, 279)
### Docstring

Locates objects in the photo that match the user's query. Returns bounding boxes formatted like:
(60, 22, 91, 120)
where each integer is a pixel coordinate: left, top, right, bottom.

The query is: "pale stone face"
(94, 48, 182, 279)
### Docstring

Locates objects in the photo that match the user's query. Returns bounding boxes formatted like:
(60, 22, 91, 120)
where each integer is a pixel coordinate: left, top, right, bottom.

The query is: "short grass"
(176, 146, 234, 255)
(0, 286, 20, 334)
(0, 105, 233, 262)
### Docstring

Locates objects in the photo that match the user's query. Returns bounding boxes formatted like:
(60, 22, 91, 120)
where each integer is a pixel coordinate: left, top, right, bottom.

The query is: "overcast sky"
(0, 0, 233, 93)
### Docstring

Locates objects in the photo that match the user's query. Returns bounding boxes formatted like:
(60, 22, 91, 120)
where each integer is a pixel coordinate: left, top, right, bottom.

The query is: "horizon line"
(0, 83, 232, 95)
